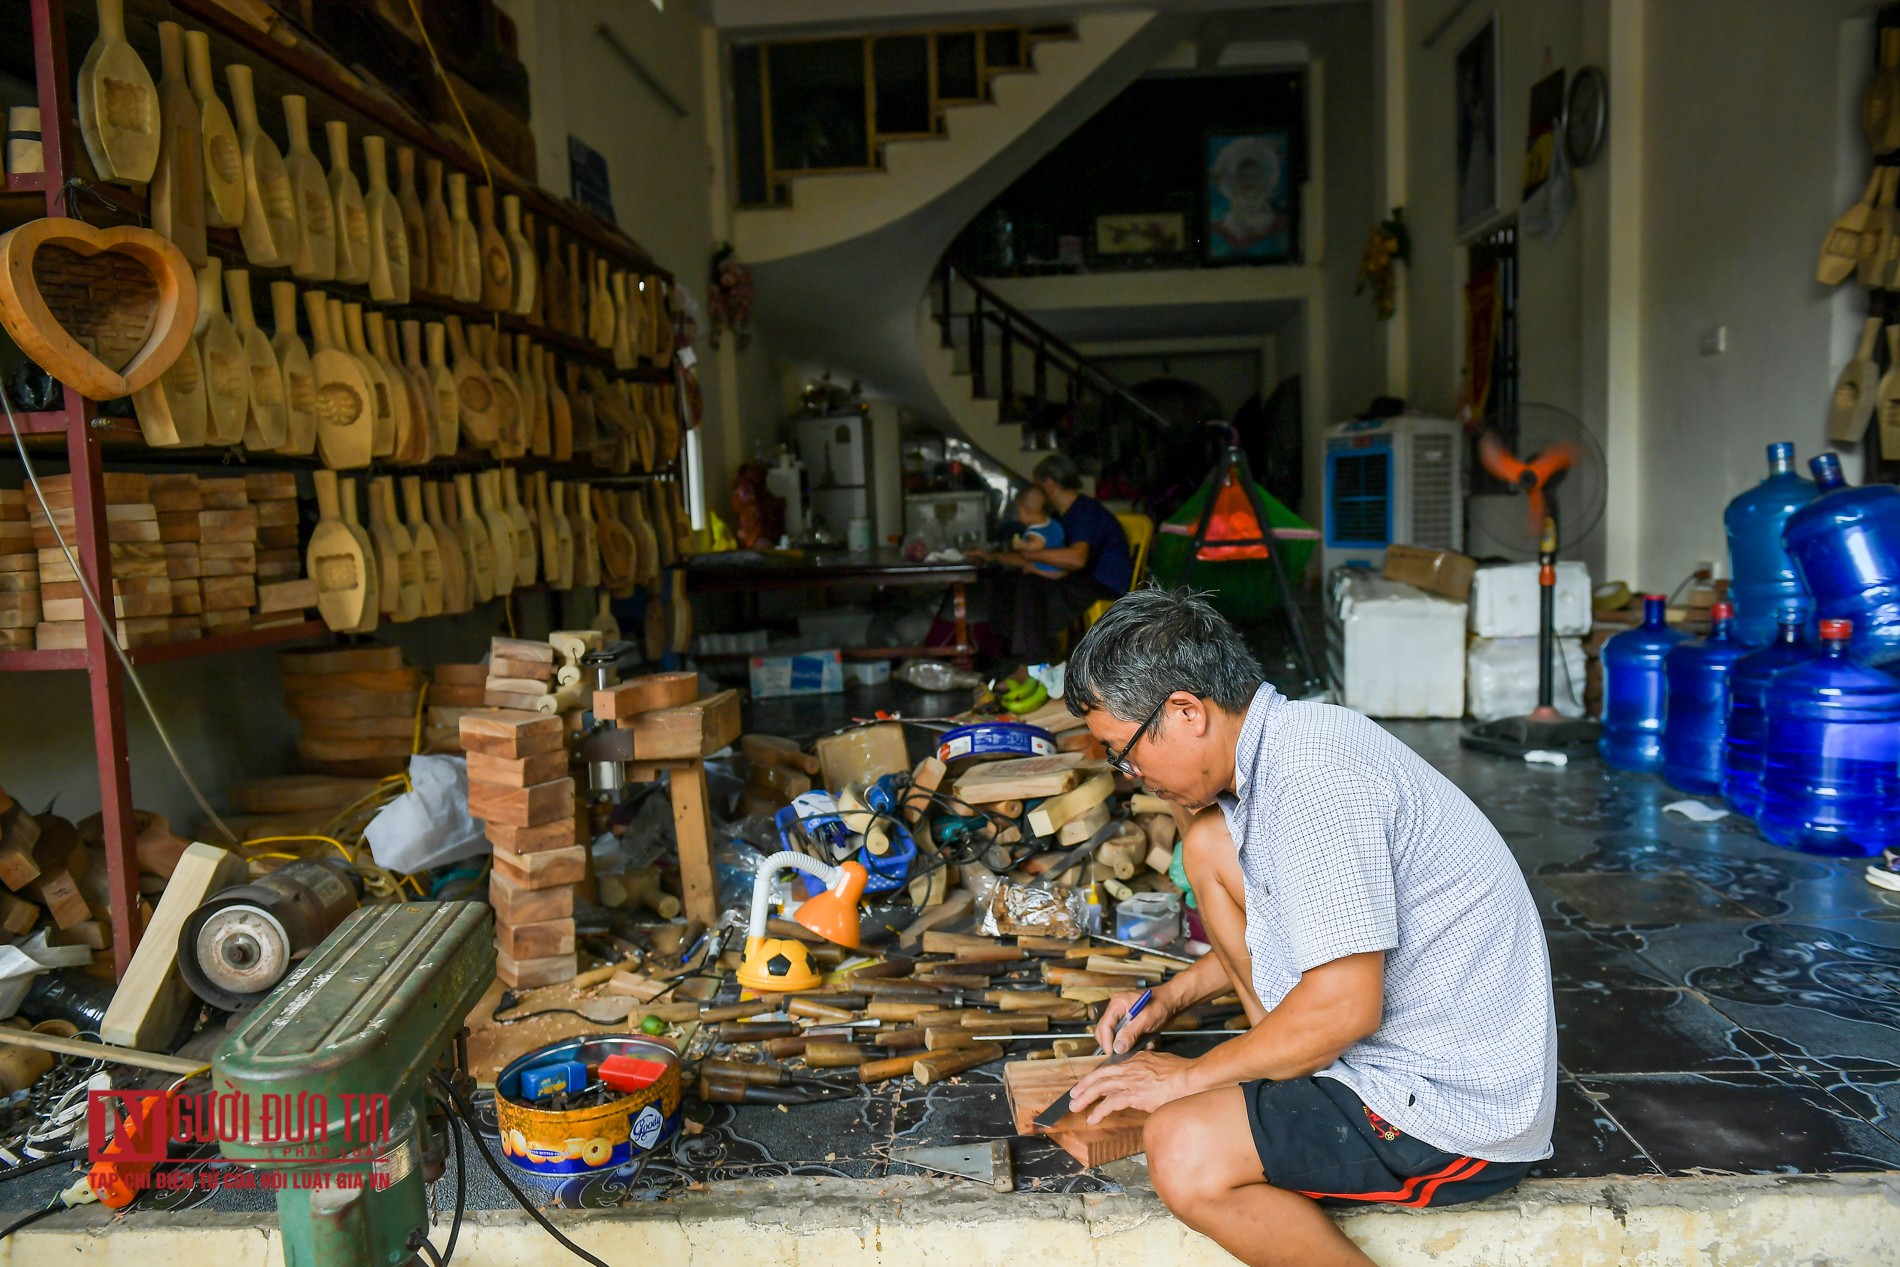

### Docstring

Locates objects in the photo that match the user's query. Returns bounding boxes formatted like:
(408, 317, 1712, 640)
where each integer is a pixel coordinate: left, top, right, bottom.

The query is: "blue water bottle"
(1724, 442, 1817, 647)
(1661, 602, 1747, 796)
(1720, 611, 1815, 818)
(1598, 594, 1690, 773)
(1756, 618, 1900, 857)
(1783, 452, 1900, 666)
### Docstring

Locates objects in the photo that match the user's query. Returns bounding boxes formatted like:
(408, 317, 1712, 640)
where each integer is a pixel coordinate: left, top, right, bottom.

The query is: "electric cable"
(0, 1147, 85, 1182)
(432, 1074, 611, 1267)
(436, 1100, 465, 1267)
(3, 394, 239, 845)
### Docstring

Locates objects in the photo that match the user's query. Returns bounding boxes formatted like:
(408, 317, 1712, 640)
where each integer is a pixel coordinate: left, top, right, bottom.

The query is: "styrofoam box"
(841, 660, 891, 688)
(1466, 636, 1587, 722)
(1326, 569, 1466, 719)
(1468, 562, 1592, 638)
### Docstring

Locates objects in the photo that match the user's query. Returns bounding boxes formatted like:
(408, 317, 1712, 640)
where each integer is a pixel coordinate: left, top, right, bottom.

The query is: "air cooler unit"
(1321, 415, 1464, 575)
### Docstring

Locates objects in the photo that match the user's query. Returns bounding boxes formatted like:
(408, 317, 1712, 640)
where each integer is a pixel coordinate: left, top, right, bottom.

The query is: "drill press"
(213, 901, 494, 1267)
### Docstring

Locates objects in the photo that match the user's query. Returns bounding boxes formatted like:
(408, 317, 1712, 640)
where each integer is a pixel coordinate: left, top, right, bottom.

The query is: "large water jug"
(1783, 452, 1900, 665)
(1725, 442, 1817, 646)
(1598, 594, 1689, 773)
(1661, 602, 1747, 796)
(1757, 618, 1900, 857)
(1720, 612, 1815, 818)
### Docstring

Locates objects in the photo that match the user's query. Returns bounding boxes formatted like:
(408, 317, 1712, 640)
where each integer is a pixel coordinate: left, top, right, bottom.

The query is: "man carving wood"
(1063, 589, 1555, 1267)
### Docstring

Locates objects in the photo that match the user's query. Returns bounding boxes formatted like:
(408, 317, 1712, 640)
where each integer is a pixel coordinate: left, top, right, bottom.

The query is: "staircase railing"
(933, 261, 1174, 442)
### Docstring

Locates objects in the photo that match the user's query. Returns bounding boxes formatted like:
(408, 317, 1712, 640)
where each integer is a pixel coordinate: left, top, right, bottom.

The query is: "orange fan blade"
(1478, 432, 1528, 486)
(1525, 487, 1547, 538)
(1525, 442, 1577, 488)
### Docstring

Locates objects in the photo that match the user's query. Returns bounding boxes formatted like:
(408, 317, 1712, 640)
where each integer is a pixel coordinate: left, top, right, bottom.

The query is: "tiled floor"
(1386, 720, 1900, 1182)
(614, 707, 1900, 1200)
(13, 699, 1900, 1220)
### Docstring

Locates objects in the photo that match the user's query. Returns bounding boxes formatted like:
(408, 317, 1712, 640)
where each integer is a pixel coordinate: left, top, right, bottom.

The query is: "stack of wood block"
(484, 636, 559, 711)
(30, 474, 170, 650)
(0, 489, 35, 650)
(197, 477, 257, 636)
(0, 797, 96, 937)
(245, 472, 315, 629)
(279, 643, 424, 776)
(151, 475, 203, 643)
(422, 662, 487, 754)
(460, 707, 582, 989)
(592, 673, 740, 926)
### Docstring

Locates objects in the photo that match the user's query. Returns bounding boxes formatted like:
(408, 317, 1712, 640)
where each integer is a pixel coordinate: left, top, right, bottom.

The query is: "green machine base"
(213, 901, 495, 1267)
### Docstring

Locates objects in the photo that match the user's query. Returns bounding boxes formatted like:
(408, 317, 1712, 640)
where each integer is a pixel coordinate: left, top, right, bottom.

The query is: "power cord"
(0, 1147, 86, 1183)
(432, 1073, 611, 1267)
(3, 393, 239, 845)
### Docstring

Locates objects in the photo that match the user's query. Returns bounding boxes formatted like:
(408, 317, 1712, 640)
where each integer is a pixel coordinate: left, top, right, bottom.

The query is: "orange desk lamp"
(736, 851, 867, 992)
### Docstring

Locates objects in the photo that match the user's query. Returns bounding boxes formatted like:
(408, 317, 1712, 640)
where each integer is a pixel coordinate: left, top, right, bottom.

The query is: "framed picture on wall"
(1455, 16, 1501, 236)
(1202, 129, 1295, 264)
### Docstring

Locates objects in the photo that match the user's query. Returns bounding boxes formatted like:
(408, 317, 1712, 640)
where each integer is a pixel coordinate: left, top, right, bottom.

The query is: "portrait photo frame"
(1202, 129, 1296, 265)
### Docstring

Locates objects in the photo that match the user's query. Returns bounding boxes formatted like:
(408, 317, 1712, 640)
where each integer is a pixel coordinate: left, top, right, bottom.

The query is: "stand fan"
(1460, 403, 1607, 757)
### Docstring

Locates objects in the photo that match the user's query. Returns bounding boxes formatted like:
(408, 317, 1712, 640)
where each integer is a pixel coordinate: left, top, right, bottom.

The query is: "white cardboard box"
(1466, 636, 1587, 722)
(1468, 562, 1593, 638)
(748, 650, 844, 698)
(1326, 570, 1466, 719)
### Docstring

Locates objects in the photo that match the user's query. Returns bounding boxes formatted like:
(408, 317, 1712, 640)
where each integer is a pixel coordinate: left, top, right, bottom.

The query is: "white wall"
(499, 0, 782, 499)
(1635, 0, 1870, 588)
(1401, 0, 1871, 590)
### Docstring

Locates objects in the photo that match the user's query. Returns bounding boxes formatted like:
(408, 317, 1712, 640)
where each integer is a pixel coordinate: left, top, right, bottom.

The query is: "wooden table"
(686, 548, 980, 665)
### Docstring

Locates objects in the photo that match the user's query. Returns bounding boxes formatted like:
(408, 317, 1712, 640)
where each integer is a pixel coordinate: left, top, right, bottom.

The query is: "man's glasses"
(1106, 693, 1173, 776)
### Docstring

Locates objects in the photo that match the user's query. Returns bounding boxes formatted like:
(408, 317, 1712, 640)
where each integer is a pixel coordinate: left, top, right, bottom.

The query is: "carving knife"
(1032, 988, 1151, 1129)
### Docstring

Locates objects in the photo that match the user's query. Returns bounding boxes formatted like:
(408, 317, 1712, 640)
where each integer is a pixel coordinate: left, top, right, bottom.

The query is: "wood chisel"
(1032, 988, 1151, 1128)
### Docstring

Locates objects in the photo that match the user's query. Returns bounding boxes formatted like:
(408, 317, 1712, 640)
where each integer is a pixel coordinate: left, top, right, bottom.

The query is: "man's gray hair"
(1032, 453, 1082, 491)
(1064, 587, 1265, 721)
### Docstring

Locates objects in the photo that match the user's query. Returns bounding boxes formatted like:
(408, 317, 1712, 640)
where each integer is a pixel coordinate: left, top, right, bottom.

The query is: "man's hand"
(1066, 1051, 1196, 1123)
(1094, 987, 1173, 1054)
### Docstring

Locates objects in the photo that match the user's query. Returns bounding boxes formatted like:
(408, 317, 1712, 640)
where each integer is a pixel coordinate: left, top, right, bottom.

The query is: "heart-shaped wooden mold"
(0, 217, 195, 399)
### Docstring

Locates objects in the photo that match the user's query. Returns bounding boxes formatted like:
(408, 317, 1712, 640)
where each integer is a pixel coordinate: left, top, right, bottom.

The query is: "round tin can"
(493, 1035, 682, 1177)
(936, 722, 1056, 764)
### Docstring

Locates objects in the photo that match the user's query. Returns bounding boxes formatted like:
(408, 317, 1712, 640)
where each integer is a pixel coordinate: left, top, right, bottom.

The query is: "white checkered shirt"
(1215, 684, 1557, 1161)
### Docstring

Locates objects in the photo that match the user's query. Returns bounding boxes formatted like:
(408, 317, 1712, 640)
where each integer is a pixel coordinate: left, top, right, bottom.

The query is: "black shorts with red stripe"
(1242, 1077, 1531, 1209)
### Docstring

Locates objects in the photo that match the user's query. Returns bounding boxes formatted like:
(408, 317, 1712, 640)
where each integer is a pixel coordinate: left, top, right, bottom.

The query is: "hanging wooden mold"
(76, 0, 160, 185)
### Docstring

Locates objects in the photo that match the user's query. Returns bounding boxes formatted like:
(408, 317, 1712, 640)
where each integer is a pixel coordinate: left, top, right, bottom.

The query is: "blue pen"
(1032, 987, 1153, 1129)
(1117, 989, 1154, 1050)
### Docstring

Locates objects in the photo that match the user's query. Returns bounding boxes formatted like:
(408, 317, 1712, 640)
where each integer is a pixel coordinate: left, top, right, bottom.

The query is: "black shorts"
(1243, 1077, 1531, 1209)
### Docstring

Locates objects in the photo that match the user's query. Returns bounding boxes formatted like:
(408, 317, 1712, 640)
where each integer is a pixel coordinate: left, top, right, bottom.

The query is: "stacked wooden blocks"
(197, 477, 257, 636)
(0, 797, 96, 936)
(484, 636, 558, 711)
(423, 662, 487, 754)
(461, 701, 582, 989)
(31, 474, 170, 650)
(0, 489, 36, 650)
(246, 472, 315, 628)
(151, 474, 204, 642)
(279, 644, 425, 777)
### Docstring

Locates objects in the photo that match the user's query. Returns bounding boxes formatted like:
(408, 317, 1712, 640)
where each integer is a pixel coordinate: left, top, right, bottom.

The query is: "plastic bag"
(897, 660, 985, 692)
(365, 755, 488, 873)
(980, 881, 1090, 939)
